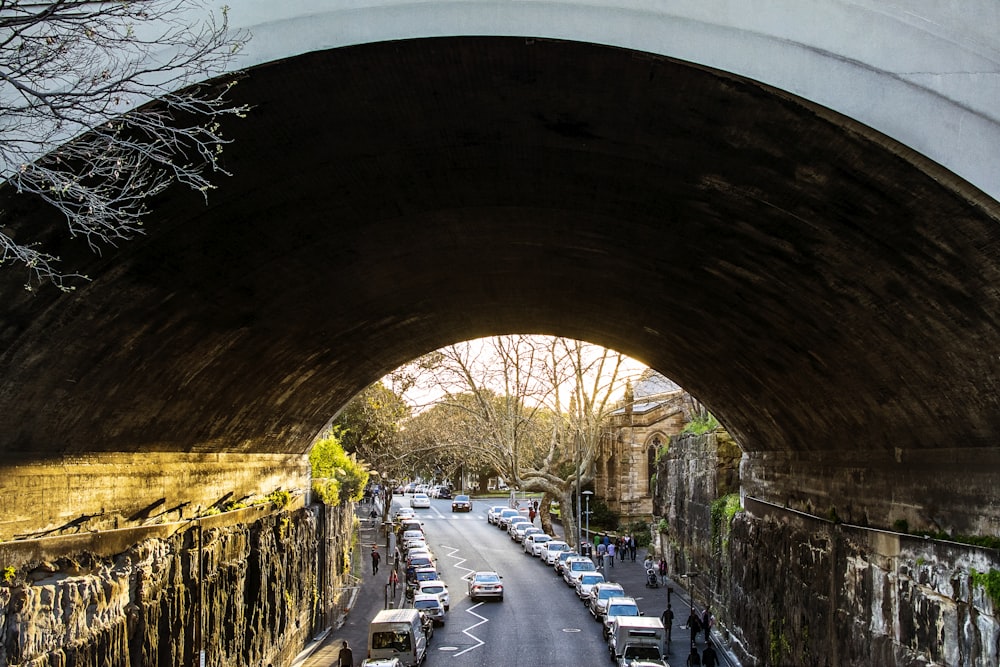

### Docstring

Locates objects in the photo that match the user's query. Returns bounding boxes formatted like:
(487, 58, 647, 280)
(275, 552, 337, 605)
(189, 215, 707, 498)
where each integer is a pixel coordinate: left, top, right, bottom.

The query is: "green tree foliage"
(309, 430, 368, 506)
(333, 381, 410, 478)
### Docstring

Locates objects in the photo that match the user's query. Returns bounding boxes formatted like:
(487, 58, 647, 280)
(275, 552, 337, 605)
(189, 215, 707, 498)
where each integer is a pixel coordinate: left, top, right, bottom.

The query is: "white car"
(524, 533, 552, 556)
(417, 579, 451, 611)
(542, 540, 571, 565)
(562, 556, 598, 586)
(486, 505, 507, 524)
(394, 507, 416, 522)
(410, 493, 431, 509)
(602, 596, 642, 637)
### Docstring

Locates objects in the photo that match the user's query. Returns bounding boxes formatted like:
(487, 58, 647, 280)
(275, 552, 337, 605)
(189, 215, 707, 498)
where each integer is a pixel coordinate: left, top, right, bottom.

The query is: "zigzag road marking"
(455, 602, 488, 657)
(439, 545, 488, 656)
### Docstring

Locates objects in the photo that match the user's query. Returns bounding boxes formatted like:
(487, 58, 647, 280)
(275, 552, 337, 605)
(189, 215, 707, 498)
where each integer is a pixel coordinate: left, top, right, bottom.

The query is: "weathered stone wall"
(0, 499, 353, 666)
(653, 431, 1000, 666)
(0, 453, 311, 542)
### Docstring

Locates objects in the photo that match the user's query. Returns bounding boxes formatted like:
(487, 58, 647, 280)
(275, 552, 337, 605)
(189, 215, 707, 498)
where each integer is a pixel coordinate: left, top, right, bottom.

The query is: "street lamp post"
(582, 490, 593, 545)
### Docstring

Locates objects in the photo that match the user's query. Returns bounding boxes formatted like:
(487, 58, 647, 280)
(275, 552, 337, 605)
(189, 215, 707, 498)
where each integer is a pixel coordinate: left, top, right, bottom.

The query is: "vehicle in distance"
(524, 533, 552, 556)
(486, 505, 507, 524)
(496, 509, 521, 529)
(468, 571, 504, 601)
(542, 540, 571, 565)
(409, 493, 431, 509)
(411, 593, 445, 626)
(451, 494, 472, 512)
(554, 550, 580, 576)
(510, 521, 535, 542)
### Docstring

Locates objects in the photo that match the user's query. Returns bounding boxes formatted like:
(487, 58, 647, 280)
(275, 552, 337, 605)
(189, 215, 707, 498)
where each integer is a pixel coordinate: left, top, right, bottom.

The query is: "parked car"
(588, 582, 626, 620)
(417, 579, 451, 611)
(510, 521, 535, 542)
(520, 527, 544, 544)
(575, 572, 606, 600)
(542, 540, 571, 565)
(437, 488, 453, 499)
(562, 556, 598, 586)
(362, 658, 403, 667)
(602, 596, 642, 637)
(403, 483, 417, 494)
(554, 550, 580, 576)
(394, 507, 416, 522)
(496, 509, 521, 529)
(412, 593, 446, 626)
(410, 493, 431, 509)
(507, 517, 531, 537)
(451, 494, 472, 512)
(406, 553, 435, 571)
(486, 505, 507, 524)
(524, 533, 552, 556)
(467, 571, 504, 602)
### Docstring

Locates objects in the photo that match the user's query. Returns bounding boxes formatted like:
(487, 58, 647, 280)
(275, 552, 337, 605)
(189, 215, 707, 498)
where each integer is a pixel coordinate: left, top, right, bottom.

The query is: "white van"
(367, 608, 429, 666)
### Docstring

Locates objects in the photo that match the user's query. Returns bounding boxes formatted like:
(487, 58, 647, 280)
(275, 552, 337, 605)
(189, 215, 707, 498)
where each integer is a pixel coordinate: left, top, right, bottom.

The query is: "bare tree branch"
(0, 0, 249, 291)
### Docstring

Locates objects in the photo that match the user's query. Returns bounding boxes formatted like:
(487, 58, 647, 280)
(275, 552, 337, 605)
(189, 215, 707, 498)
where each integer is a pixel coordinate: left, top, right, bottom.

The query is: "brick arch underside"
(1, 37, 999, 528)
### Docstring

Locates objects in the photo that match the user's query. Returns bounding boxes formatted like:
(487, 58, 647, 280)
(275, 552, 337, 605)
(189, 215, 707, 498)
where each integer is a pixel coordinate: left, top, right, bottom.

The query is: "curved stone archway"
(1, 37, 999, 540)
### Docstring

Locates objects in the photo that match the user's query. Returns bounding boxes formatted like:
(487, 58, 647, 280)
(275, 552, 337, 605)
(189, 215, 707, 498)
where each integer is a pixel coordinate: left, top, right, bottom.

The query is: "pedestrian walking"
(660, 604, 675, 644)
(629, 535, 637, 562)
(388, 568, 398, 595)
(702, 607, 714, 643)
(607, 542, 616, 567)
(687, 608, 701, 645)
(338, 639, 354, 667)
(658, 557, 668, 585)
(371, 546, 381, 575)
(686, 647, 702, 666)
(702, 645, 719, 667)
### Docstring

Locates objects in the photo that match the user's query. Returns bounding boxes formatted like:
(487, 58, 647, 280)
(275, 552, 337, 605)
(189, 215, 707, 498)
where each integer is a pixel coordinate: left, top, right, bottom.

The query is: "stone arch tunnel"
(1, 33, 999, 545)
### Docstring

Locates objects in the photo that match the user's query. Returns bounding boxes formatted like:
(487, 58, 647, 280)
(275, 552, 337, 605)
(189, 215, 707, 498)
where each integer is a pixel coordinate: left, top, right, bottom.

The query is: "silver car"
(467, 571, 504, 602)
(588, 582, 626, 620)
(602, 596, 642, 637)
(412, 593, 446, 625)
(575, 571, 606, 600)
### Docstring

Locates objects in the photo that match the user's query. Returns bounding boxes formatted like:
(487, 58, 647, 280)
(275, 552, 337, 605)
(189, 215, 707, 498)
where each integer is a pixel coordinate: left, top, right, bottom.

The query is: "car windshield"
(414, 599, 439, 610)
(475, 574, 500, 583)
(599, 587, 625, 599)
(455, 495, 469, 501)
(415, 571, 438, 581)
(626, 646, 662, 659)
(533, 536, 551, 543)
(580, 575, 603, 584)
(608, 604, 639, 616)
(571, 561, 596, 571)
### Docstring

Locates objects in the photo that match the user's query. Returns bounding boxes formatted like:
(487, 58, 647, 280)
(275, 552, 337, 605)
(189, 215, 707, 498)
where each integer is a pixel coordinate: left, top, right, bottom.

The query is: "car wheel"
(498, 595, 503, 601)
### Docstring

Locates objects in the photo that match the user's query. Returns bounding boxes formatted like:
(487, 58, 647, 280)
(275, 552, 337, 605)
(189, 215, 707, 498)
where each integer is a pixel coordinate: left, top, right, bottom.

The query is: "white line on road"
(455, 602, 488, 657)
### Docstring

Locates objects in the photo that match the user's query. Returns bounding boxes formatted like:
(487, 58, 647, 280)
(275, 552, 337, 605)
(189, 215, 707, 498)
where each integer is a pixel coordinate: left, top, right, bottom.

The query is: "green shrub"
(682, 413, 720, 436)
(3, 566, 14, 583)
(971, 568, 1000, 609)
(309, 430, 369, 506)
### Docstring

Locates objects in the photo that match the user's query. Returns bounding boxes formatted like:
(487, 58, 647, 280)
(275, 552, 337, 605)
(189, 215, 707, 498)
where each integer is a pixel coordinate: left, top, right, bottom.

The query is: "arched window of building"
(647, 436, 661, 492)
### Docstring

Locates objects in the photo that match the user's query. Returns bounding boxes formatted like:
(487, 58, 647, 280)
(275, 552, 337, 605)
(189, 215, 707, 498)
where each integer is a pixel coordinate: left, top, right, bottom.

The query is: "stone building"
(596, 370, 700, 523)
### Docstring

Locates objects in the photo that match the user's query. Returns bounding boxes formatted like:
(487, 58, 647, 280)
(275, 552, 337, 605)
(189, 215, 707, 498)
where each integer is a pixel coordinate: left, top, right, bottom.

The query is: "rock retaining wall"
(654, 431, 1000, 666)
(0, 498, 354, 666)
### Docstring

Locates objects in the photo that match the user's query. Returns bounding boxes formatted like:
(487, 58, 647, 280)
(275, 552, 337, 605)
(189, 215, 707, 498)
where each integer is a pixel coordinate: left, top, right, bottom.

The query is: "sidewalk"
(294, 501, 398, 667)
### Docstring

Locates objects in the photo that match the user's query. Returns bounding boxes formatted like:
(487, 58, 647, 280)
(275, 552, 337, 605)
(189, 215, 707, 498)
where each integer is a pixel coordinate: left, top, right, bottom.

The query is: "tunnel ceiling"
(2, 36, 1000, 463)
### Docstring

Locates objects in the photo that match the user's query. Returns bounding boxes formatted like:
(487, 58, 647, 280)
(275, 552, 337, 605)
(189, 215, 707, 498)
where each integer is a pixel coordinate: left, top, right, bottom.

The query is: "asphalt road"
(296, 495, 736, 667)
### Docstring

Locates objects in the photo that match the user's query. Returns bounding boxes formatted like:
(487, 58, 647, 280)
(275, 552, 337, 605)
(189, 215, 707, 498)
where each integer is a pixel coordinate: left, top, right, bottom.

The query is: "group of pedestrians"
(669, 605, 717, 666)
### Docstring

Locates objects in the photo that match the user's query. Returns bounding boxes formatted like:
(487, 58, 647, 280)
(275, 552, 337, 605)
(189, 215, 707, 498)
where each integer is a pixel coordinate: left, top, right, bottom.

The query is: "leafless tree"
(0, 0, 249, 290)
(401, 335, 642, 547)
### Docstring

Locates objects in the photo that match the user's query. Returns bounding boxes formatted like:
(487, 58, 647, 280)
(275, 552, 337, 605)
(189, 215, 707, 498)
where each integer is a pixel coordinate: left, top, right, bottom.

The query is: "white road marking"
(455, 602, 488, 657)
